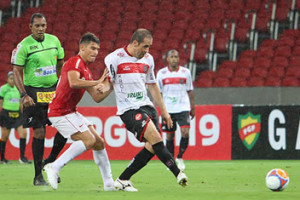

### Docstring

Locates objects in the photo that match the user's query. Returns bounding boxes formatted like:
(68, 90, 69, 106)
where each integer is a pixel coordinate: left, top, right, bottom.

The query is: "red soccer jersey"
(48, 55, 93, 117)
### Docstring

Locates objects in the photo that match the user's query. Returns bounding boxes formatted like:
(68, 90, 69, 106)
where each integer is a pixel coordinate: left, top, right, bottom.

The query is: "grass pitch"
(0, 160, 299, 200)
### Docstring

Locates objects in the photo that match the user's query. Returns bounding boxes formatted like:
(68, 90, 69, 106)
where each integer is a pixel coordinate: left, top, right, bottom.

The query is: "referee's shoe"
(33, 174, 48, 186)
(19, 157, 32, 164)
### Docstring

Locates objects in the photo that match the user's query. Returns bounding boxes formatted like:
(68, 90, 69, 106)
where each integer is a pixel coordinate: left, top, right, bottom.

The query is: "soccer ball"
(265, 168, 289, 191)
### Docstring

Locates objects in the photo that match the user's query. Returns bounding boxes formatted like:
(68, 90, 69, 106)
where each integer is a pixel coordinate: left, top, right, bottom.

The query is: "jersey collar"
(124, 45, 133, 57)
(167, 66, 180, 72)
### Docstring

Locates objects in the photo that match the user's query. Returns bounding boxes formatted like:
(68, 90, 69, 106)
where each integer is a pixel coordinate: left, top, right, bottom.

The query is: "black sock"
(177, 137, 189, 159)
(45, 132, 67, 163)
(166, 140, 174, 158)
(119, 148, 154, 180)
(0, 141, 7, 160)
(20, 138, 26, 158)
(32, 138, 44, 177)
(152, 141, 180, 177)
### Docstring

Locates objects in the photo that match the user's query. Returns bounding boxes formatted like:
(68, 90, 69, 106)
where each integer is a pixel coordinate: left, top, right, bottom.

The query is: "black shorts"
(23, 84, 56, 128)
(0, 109, 22, 129)
(120, 105, 160, 142)
(161, 111, 190, 133)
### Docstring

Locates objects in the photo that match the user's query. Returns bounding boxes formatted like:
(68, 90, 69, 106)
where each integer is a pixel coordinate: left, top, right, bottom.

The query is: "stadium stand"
(0, 0, 299, 87)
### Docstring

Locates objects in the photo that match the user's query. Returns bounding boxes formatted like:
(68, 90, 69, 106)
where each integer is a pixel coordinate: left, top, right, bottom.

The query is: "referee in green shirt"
(0, 71, 31, 164)
(12, 13, 67, 186)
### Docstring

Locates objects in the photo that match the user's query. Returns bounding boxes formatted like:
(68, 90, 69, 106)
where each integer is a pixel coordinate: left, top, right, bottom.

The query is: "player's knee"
(83, 135, 96, 150)
(33, 128, 46, 139)
(93, 136, 105, 150)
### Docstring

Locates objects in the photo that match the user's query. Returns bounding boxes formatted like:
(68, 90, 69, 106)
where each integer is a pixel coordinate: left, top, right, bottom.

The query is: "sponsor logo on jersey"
(167, 96, 178, 103)
(34, 66, 57, 77)
(238, 112, 261, 150)
(30, 45, 39, 50)
(135, 113, 142, 120)
(37, 91, 55, 103)
(127, 91, 144, 100)
(9, 98, 20, 103)
(117, 52, 125, 57)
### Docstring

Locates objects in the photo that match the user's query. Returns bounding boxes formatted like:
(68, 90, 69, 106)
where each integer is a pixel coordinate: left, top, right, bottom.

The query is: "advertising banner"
(2, 105, 232, 160)
(232, 105, 300, 159)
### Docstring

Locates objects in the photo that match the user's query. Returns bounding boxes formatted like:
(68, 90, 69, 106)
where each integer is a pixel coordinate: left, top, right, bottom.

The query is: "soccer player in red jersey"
(44, 33, 114, 191)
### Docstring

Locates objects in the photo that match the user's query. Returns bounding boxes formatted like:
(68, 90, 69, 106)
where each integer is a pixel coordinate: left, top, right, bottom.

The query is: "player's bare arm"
(188, 90, 195, 119)
(56, 59, 64, 75)
(148, 83, 173, 129)
(67, 70, 100, 89)
(12, 65, 35, 107)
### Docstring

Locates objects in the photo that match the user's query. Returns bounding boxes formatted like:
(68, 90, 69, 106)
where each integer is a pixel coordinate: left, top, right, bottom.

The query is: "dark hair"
(7, 71, 13, 78)
(30, 13, 46, 24)
(129, 28, 152, 44)
(167, 49, 179, 57)
(79, 32, 100, 45)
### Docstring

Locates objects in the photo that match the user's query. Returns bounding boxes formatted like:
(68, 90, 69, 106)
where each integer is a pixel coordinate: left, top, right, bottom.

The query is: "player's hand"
(98, 68, 109, 83)
(190, 108, 195, 120)
(22, 95, 35, 107)
(95, 83, 109, 93)
(162, 112, 173, 129)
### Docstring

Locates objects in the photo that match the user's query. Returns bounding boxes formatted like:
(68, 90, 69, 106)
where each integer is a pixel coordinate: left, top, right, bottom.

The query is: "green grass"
(0, 160, 299, 200)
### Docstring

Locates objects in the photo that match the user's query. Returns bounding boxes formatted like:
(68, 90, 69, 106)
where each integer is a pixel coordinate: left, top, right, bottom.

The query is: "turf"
(0, 160, 299, 200)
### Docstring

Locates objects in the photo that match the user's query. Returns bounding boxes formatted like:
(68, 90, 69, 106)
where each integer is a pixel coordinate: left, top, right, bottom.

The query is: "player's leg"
(16, 125, 31, 164)
(0, 127, 11, 164)
(166, 133, 175, 157)
(43, 132, 67, 166)
(89, 125, 114, 191)
(32, 127, 47, 185)
(176, 112, 191, 170)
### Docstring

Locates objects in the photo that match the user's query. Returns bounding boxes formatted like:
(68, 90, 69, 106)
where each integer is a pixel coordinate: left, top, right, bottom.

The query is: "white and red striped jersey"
(157, 66, 193, 113)
(104, 47, 156, 115)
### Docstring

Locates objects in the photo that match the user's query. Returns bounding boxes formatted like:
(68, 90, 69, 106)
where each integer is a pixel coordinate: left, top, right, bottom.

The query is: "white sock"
(93, 149, 114, 187)
(52, 140, 87, 172)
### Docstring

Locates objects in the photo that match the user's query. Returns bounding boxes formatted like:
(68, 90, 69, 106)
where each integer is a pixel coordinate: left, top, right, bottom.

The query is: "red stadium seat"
(260, 39, 278, 48)
(216, 68, 233, 78)
(239, 50, 257, 59)
(275, 45, 291, 57)
(198, 70, 216, 79)
(265, 77, 281, 86)
(251, 67, 268, 78)
(234, 68, 251, 78)
(286, 67, 300, 77)
(237, 57, 254, 69)
(272, 56, 289, 68)
(254, 57, 271, 68)
(268, 67, 285, 78)
(195, 77, 213, 88)
(257, 46, 274, 58)
(281, 77, 299, 87)
(247, 77, 265, 87)
(231, 77, 247, 87)
(219, 60, 237, 70)
(289, 56, 300, 67)
(213, 77, 230, 87)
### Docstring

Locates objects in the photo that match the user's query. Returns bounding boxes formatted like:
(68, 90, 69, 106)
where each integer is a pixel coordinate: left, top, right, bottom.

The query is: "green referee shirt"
(0, 83, 20, 111)
(11, 33, 64, 88)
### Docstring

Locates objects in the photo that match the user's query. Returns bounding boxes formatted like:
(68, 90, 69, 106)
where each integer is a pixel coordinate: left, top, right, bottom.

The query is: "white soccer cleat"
(176, 158, 186, 171)
(177, 171, 188, 187)
(113, 178, 138, 192)
(44, 164, 59, 190)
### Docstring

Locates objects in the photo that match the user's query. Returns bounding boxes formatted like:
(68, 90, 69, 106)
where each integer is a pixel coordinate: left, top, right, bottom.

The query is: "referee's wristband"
(20, 92, 28, 98)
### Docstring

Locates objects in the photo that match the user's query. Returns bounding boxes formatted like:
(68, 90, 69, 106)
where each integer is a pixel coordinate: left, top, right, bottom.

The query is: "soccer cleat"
(42, 160, 61, 184)
(1, 159, 10, 164)
(177, 171, 188, 187)
(176, 158, 186, 171)
(19, 157, 32, 164)
(33, 174, 48, 186)
(113, 178, 138, 192)
(44, 164, 59, 190)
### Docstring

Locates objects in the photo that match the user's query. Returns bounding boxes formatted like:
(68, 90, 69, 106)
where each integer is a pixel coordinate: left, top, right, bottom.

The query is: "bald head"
(130, 28, 152, 44)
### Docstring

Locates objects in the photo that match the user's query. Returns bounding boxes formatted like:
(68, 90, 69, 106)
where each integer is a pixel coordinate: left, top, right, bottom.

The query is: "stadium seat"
(251, 67, 268, 78)
(230, 77, 247, 87)
(257, 46, 274, 58)
(234, 68, 251, 78)
(247, 77, 265, 87)
(286, 67, 300, 77)
(275, 45, 291, 57)
(213, 77, 230, 87)
(219, 60, 237, 70)
(237, 57, 254, 69)
(281, 77, 299, 87)
(268, 67, 285, 78)
(195, 77, 213, 88)
(289, 56, 300, 67)
(216, 68, 233, 79)
(272, 56, 289, 68)
(198, 70, 216, 79)
(265, 77, 281, 86)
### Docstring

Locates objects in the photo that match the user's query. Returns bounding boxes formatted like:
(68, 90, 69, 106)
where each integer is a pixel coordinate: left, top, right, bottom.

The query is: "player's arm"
(87, 78, 113, 103)
(148, 83, 173, 129)
(12, 65, 35, 107)
(56, 59, 64, 76)
(188, 90, 195, 119)
(68, 70, 101, 89)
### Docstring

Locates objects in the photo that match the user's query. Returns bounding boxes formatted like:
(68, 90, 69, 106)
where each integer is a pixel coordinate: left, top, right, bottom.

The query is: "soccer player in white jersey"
(157, 50, 195, 171)
(43, 33, 114, 191)
(101, 29, 188, 191)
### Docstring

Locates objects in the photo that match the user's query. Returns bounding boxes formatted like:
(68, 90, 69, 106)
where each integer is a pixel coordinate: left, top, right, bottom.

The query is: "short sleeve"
(186, 69, 194, 91)
(11, 43, 27, 66)
(146, 55, 156, 84)
(0, 86, 5, 98)
(56, 37, 64, 60)
(156, 70, 163, 92)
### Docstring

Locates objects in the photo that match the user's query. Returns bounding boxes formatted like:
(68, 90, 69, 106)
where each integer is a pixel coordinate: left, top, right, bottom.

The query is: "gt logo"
(135, 113, 142, 120)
